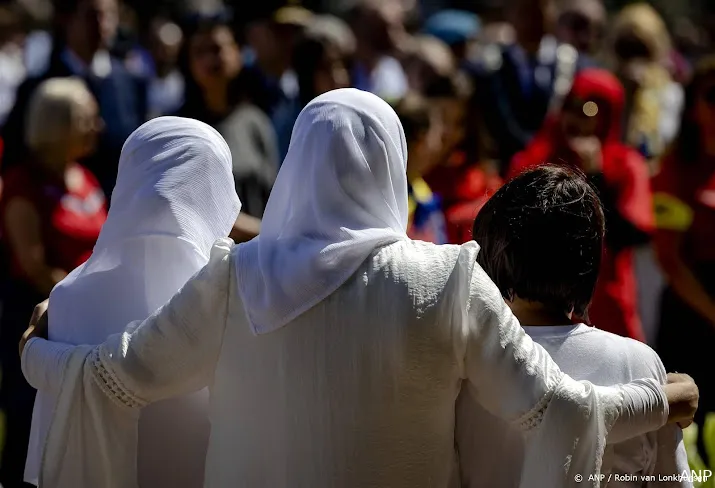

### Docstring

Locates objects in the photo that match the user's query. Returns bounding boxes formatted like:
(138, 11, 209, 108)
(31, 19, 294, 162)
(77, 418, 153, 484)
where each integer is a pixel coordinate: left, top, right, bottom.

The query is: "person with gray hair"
(0, 77, 106, 488)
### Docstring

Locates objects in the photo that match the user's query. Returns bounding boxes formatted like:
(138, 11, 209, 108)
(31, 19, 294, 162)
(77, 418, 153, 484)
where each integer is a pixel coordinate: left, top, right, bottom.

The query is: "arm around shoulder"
(22, 238, 235, 407)
(456, 250, 671, 485)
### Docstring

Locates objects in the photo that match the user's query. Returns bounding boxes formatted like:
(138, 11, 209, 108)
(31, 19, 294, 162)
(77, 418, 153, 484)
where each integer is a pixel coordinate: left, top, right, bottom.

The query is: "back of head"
(239, 88, 409, 333)
(267, 88, 408, 241)
(102, 116, 240, 258)
(25, 77, 95, 152)
(49, 116, 241, 343)
(306, 14, 356, 57)
(473, 165, 605, 317)
(611, 3, 670, 63)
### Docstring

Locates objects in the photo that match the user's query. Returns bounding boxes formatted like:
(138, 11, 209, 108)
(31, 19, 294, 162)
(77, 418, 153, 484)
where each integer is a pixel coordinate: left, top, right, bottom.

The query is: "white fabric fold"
(236, 88, 410, 334)
(24, 116, 241, 487)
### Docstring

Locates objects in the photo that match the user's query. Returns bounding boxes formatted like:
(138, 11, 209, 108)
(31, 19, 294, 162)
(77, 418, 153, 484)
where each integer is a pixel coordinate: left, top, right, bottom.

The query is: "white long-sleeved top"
(456, 324, 691, 488)
(22, 239, 668, 488)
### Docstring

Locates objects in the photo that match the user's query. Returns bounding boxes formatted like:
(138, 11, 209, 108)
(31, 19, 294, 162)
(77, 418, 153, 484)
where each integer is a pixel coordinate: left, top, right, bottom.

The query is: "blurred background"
(2, 0, 715, 486)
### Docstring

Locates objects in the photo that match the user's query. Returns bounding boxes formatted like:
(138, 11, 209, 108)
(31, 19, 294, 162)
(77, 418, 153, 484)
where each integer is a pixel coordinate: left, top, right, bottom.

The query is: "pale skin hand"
(20, 298, 49, 358)
(663, 373, 699, 429)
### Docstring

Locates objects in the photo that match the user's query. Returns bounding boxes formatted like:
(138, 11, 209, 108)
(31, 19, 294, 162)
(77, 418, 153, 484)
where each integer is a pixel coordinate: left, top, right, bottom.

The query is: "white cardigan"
(22, 239, 668, 487)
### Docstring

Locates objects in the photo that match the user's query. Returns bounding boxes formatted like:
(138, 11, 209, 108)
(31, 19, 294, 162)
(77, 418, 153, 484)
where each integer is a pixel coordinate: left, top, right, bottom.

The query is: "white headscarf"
(25, 116, 241, 485)
(48, 116, 240, 343)
(237, 88, 409, 334)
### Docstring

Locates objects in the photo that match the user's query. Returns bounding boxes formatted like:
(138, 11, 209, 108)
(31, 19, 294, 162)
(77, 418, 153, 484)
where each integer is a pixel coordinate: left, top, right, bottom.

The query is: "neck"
(66, 43, 96, 66)
(259, 57, 286, 79)
(156, 64, 173, 79)
(508, 298, 572, 326)
(35, 153, 70, 182)
(203, 84, 230, 115)
(355, 45, 379, 71)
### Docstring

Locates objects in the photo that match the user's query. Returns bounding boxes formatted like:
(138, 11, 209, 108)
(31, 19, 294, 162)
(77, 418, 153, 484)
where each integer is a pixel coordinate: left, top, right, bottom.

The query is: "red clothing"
(508, 69, 654, 341)
(425, 152, 503, 244)
(1, 163, 107, 280)
(653, 153, 715, 264)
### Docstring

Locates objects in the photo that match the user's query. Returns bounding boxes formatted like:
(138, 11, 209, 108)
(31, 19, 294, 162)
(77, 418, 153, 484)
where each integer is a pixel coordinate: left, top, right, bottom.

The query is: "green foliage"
(685, 415, 715, 487)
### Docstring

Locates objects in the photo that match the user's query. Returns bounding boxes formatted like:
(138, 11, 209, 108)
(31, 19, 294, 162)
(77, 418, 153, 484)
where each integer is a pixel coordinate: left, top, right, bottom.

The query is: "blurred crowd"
(0, 0, 715, 485)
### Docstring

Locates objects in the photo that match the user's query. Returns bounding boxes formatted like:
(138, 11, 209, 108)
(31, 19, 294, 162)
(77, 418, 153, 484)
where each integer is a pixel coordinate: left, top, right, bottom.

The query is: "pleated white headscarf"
(49, 116, 241, 343)
(25, 116, 241, 485)
(237, 88, 409, 334)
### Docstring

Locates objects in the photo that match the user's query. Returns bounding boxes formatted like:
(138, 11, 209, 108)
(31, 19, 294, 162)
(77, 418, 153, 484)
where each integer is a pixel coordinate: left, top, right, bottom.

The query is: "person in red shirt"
(508, 69, 653, 341)
(423, 74, 503, 244)
(0, 78, 106, 487)
(653, 57, 715, 465)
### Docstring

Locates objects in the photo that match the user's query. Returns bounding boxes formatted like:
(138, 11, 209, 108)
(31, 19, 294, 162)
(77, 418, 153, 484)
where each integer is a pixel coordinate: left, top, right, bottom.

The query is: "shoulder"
(375, 239, 468, 270)
(586, 328, 666, 382)
(190, 238, 236, 290)
(373, 240, 477, 291)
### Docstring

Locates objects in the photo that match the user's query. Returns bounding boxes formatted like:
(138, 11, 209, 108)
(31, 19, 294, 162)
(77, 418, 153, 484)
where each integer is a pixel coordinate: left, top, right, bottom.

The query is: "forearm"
(21, 337, 82, 393)
(230, 212, 261, 243)
(605, 378, 668, 444)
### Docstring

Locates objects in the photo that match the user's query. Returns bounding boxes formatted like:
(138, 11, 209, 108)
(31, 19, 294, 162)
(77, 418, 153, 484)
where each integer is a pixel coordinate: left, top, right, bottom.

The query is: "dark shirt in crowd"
(474, 38, 595, 169)
(242, 62, 301, 163)
(176, 100, 279, 219)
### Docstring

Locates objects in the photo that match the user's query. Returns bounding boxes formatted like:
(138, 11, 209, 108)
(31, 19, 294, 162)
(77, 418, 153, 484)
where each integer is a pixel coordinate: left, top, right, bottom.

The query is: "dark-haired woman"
(458, 165, 688, 488)
(175, 12, 278, 238)
(509, 69, 653, 341)
(654, 58, 715, 464)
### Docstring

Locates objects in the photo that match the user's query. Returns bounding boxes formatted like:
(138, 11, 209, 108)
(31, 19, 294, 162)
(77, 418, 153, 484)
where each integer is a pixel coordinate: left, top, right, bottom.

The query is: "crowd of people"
(0, 0, 712, 486)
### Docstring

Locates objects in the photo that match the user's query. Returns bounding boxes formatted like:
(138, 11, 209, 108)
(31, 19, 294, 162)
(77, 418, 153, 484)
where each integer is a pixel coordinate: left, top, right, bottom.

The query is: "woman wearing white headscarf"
(23, 116, 241, 487)
(21, 89, 695, 488)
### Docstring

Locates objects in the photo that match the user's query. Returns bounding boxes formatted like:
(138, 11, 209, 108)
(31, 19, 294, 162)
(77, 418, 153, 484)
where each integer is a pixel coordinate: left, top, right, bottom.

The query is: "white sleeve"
(22, 239, 233, 408)
(19, 240, 233, 488)
(646, 353, 691, 487)
(457, 253, 668, 487)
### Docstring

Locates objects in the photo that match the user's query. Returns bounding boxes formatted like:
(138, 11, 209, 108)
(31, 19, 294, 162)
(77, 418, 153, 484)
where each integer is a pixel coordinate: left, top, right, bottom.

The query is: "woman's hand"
(663, 373, 699, 429)
(19, 299, 49, 357)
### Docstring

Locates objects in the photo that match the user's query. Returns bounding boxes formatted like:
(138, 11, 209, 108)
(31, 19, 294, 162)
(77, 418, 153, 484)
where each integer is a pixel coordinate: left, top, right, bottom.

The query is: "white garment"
(24, 116, 241, 487)
(148, 70, 185, 118)
(659, 82, 685, 148)
(237, 88, 410, 334)
(23, 31, 52, 77)
(0, 43, 26, 126)
(456, 324, 690, 488)
(22, 90, 669, 487)
(371, 56, 409, 100)
(61, 48, 112, 78)
(23, 240, 668, 488)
